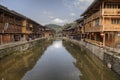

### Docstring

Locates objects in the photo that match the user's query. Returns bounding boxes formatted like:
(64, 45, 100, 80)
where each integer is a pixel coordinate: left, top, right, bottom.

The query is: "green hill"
(45, 24, 62, 32)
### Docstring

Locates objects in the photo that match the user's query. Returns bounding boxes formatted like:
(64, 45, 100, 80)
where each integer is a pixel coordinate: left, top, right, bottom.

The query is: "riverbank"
(0, 38, 47, 59)
(63, 38, 120, 76)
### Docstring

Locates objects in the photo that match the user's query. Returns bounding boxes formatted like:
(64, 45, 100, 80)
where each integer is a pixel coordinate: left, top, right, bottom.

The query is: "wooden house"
(62, 26, 74, 39)
(33, 24, 44, 39)
(0, 5, 25, 44)
(62, 26, 80, 40)
(81, 0, 120, 48)
(62, 27, 69, 38)
(0, 5, 46, 44)
(43, 27, 54, 38)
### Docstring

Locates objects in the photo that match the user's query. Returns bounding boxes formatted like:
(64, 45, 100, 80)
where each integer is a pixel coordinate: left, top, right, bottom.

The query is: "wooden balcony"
(104, 24, 120, 31)
(0, 23, 4, 33)
(85, 24, 120, 32)
(9, 18, 14, 24)
(85, 25, 103, 32)
(16, 21, 22, 26)
(26, 31, 33, 34)
(4, 25, 22, 33)
(84, 11, 101, 24)
(103, 9, 120, 16)
(92, 11, 101, 19)
(84, 16, 92, 24)
(0, 17, 3, 22)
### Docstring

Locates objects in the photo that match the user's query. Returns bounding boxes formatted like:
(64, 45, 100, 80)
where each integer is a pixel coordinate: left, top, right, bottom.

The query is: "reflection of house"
(81, 0, 120, 48)
(63, 41, 120, 80)
(57, 31, 63, 37)
(0, 5, 48, 45)
(0, 40, 52, 80)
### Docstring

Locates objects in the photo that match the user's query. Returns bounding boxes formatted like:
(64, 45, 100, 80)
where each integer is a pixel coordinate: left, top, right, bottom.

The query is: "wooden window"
(111, 19, 120, 24)
(0, 12, 4, 22)
(95, 18, 99, 26)
(105, 3, 119, 9)
(118, 4, 120, 8)
(9, 16, 14, 24)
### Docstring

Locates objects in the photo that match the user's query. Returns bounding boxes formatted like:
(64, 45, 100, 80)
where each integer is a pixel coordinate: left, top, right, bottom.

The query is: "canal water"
(0, 40, 120, 80)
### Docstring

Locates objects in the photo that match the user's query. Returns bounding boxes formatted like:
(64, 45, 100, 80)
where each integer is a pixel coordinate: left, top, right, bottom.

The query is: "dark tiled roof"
(81, 0, 101, 16)
(0, 4, 44, 27)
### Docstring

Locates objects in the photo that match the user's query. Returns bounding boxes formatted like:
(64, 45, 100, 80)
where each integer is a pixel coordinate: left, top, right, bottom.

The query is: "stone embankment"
(0, 38, 46, 59)
(63, 38, 120, 76)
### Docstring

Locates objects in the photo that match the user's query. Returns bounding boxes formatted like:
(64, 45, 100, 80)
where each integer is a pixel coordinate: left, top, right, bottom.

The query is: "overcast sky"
(0, 0, 94, 26)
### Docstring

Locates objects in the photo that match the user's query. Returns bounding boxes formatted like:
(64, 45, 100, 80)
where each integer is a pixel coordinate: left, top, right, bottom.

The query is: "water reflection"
(22, 40, 80, 80)
(53, 41, 62, 48)
(63, 40, 120, 80)
(0, 40, 119, 80)
(0, 39, 52, 80)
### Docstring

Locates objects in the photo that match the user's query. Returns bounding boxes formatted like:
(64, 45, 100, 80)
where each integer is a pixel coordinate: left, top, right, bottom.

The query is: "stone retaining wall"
(63, 38, 120, 76)
(104, 52, 120, 75)
(0, 38, 46, 59)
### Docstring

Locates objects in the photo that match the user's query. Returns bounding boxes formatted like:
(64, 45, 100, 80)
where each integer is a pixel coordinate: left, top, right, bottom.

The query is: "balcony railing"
(85, 25, 103, 32)
(84, 11, 101, 24)
(0, 17, 3, 22)
(0, 23, 4, 33)
(92, 11, 101, 19)
(104, 24, 120, 31)
(4, 24, 22, 33)
(84, 16, 92, 24)
(85, 24, 120, 32)
(103, 9, 120, 15)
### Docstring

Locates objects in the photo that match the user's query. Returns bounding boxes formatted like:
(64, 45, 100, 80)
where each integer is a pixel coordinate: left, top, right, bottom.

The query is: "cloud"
(63, 0, 94, 11)
(48, 16, 54, 19)
(73, 0, 94, 9)
(42, 11, 55, 19)
(70, 13, 76, 16)
(43, 11, 51, 15)
(51, 18, 68, 25)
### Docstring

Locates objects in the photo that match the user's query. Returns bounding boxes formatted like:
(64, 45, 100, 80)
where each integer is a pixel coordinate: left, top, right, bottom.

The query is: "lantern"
(100, 33, 104, 38)
(92, 33, 94, 36)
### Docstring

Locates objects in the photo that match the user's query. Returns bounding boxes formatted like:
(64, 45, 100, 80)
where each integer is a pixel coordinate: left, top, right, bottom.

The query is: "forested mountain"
(45, 24, 62, 32)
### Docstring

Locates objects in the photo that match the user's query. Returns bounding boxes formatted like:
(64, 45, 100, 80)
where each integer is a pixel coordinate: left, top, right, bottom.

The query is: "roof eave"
(81, 0, 99, 16)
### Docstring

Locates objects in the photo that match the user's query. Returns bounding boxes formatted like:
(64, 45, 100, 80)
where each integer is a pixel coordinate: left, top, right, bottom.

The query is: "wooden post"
(102, 1, 105, 31)
(95, 33, 97, 44)
(112, 32, 115, 48)
(1, 12, 4, 44)
(102, 1, 104, 15)
(0, 34, 3, 44)
(103, 32, 106, 47)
